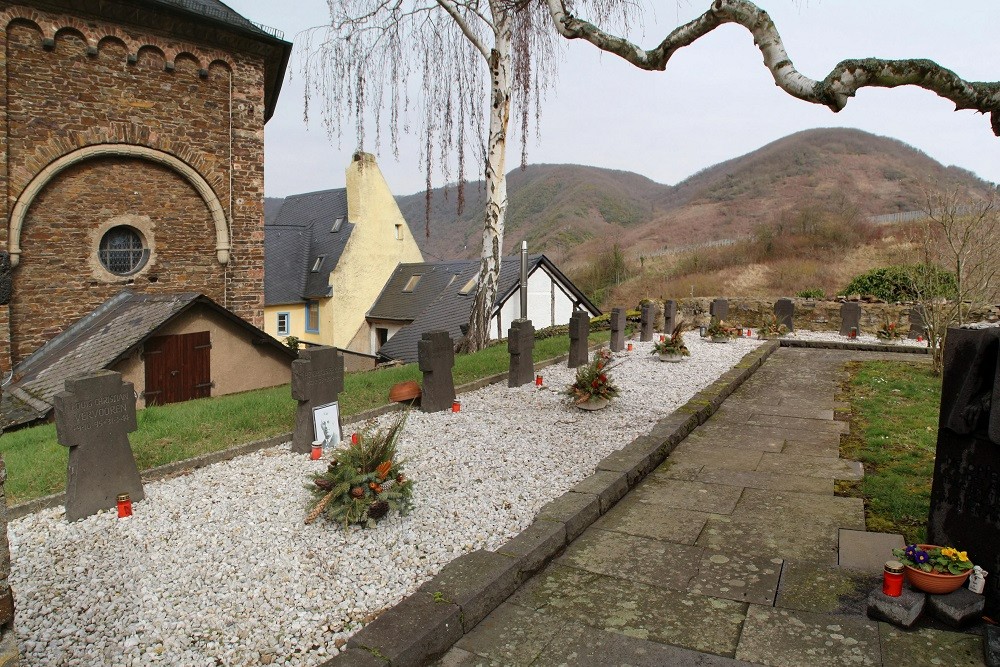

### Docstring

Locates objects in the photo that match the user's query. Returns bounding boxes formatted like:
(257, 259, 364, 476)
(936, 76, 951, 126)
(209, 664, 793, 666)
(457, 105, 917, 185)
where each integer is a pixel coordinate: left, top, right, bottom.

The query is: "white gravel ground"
(10, 333, 762, 667)
(782, 329, 928, 348)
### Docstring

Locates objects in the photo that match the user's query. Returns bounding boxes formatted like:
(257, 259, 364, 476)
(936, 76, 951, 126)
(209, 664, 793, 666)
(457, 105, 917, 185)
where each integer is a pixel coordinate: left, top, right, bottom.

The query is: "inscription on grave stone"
(709, 298, 729, 321)
(640, 304, 654, 342)
(508, 319, 535, 387)
(610, 308, 626, 352)
(53, 371, 144, 522)
(774, 298, 795, 332)
(840, 302, 862, 336)
(927, 326, 1000, 617)
(663, 300, 678, 335)
(418, 330, 456, 412)
(290, 346, 345, 454)
(568, 311, 590, 368)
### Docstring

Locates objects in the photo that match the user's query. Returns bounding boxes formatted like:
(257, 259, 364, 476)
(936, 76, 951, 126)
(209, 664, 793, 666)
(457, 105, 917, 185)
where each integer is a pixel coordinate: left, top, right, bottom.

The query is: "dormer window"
(459, 275, 478, 295)
(403, 274, 421, 292)
(331, 217, 344, 233)
(311, 256, 325, 272)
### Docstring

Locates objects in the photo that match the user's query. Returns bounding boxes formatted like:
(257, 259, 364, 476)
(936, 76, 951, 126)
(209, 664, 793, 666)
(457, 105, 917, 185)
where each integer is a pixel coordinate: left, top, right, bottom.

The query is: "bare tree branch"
(545, 0, 1000, 136)
(435, 0, 491, 58)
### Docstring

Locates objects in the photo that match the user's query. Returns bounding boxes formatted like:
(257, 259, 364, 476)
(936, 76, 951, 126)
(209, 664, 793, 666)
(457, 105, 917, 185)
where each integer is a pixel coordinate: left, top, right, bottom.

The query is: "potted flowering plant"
(652, 321, 689, 362)
(757, 312, 789, 340)
(566, 348, 620, 410)
(876, 316, 903, 341)
(891, 543, 975, 593)
(705, 317, 733, 343)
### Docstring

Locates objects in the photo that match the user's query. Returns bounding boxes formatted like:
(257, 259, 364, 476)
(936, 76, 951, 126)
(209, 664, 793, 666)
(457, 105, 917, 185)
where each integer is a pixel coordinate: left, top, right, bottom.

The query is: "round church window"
(98, 226, 148, 275)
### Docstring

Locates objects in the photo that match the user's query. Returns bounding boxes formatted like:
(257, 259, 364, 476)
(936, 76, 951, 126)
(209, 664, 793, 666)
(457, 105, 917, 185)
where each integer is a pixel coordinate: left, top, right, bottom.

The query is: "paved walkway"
(434, 348, 986, 666)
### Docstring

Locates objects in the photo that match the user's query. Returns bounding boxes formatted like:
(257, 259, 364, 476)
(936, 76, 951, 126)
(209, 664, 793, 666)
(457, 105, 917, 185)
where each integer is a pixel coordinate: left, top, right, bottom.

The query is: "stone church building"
(0, 0, 291, 381)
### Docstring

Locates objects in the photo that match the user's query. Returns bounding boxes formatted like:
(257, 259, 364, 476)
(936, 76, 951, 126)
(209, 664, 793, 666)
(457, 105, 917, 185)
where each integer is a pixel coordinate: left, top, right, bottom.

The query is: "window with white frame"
(277, 312, 290, 336)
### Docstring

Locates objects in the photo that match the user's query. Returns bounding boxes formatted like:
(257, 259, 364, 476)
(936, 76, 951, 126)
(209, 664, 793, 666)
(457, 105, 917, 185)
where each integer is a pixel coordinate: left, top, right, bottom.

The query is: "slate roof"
(373, 255, 600, 364)
(367, 260, 473, 322)
(264, 189, 354, 306)
(150, 0, 274, 36)
(0, 291, 294, 430)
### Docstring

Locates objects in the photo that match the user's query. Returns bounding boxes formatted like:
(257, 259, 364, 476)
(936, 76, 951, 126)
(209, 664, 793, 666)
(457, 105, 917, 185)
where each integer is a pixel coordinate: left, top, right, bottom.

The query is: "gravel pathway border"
(329, 340, 781, 667)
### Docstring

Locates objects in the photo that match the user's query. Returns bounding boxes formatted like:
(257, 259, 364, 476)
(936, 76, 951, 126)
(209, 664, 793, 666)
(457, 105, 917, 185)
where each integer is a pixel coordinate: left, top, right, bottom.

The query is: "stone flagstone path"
(435, 347, 987, 667)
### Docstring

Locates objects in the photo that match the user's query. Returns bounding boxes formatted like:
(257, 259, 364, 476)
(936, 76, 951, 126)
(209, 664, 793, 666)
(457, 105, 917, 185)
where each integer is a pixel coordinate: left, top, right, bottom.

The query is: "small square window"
(402, 274, 421, 292)
(311, 256, 325, 273)
(331, 217, 344, 233)
(305, 301, 320, 333)
(276, 312, 290, 336)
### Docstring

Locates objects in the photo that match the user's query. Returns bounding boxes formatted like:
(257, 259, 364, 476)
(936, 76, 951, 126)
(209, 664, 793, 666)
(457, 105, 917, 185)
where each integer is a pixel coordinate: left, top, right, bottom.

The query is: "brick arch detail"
(1, 10, 235, 71)
(8, 144, 230, 267)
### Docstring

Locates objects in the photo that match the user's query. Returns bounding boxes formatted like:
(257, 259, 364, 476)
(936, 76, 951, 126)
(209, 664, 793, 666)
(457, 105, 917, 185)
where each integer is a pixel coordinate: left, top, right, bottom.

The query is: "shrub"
(796, 288, 825, 299)
(840, 265, 957, 302)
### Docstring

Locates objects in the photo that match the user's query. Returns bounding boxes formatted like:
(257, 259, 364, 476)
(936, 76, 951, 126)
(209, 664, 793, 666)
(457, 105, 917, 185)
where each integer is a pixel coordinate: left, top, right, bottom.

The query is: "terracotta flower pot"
(903, 544, 973, 594)
(388, 380, 421, 403)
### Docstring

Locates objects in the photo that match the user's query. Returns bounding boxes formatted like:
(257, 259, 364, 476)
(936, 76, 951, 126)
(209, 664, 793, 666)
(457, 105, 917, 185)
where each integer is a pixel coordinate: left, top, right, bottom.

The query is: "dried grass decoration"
(305, 410, 413, 528)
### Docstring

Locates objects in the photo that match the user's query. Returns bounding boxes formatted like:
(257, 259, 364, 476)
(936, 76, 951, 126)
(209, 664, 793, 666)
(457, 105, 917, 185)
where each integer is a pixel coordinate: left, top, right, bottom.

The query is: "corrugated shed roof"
(264, 189, 353, 306)
(0, 291, 294, 430)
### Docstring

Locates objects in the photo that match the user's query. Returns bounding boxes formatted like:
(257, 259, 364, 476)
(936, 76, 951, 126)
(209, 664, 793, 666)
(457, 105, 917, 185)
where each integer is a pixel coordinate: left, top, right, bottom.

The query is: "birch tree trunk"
(462, 11, 512, 352)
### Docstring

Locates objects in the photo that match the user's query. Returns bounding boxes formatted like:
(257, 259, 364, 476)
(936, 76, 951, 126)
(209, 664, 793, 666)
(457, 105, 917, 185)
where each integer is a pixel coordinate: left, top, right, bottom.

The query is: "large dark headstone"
(927, 326, 1000, 617)
(663, 300, 678, 335)
(568, 311, 590, 369)
(53, 371, 144, 521)
(709, 298, 729, 321)
(610, 308, 626, 352)
(640, 304, 654, 342)
(907, 306, 927, 339)
(291, 346, 344, 454)
(840, 302, 862, 336)
(507, 319, 535, 387)
(418, 330, 456, 412)
(774, 298, 795, 332)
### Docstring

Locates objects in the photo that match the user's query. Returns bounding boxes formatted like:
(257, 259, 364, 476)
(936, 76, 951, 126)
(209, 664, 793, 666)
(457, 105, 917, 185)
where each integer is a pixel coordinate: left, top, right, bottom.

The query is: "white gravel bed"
(10, 333, 762, 667)
(782, 329, 928, 348)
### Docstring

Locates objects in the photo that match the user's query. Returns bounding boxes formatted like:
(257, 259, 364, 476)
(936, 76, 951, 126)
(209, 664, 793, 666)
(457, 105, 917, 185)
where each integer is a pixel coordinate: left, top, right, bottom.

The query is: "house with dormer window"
(263, 153, 424, 357)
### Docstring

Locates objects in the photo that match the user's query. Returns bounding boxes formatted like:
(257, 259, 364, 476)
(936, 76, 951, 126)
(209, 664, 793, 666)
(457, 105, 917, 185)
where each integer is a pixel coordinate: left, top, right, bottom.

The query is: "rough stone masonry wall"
(0, 457, 18, 666)
(0, 4, 267, 365)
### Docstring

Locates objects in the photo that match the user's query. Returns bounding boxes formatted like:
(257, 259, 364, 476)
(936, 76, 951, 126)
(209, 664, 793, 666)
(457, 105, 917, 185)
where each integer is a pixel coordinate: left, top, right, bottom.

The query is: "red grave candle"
(452, 400, 461, 412)
(116, 493, 132, 519)
(883, 560, 904, 597)
(535, 375, 543, 386)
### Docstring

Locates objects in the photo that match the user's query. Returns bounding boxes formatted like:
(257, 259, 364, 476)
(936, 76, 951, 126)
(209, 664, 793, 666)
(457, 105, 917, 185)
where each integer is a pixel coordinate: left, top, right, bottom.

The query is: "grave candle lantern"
(351, 432, 358, 445)
(311, 440, 323, 461)
(850, 327, 858, 339)
(883, 560, 904, 597)
(535, 375, 543, 386)
(452, 400, 461, 412)
(116, 493, 132, 519)
(627, 343, 633, 352)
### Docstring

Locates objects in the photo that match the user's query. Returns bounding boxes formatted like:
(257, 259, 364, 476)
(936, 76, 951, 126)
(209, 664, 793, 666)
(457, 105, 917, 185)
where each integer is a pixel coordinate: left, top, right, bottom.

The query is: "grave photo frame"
(312, 401, 342, 449)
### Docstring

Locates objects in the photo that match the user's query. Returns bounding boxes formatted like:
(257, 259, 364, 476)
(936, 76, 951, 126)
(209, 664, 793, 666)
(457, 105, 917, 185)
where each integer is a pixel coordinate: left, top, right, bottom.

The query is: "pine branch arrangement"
(566, 348, 621, 404)
(304, 410, 414, 528)
(652, 320, 690, 355)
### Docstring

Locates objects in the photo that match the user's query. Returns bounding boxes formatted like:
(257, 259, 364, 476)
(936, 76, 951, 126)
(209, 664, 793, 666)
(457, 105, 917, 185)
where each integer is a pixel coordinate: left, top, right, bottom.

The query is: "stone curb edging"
(329, 340, 781, 667)
(6, 350, 584, 521)
(778, 338, 930, 354)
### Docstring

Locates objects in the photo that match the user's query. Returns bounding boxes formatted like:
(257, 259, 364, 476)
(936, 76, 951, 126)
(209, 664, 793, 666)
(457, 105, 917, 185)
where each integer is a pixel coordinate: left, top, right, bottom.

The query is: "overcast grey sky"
(224, 1, 1000, 201)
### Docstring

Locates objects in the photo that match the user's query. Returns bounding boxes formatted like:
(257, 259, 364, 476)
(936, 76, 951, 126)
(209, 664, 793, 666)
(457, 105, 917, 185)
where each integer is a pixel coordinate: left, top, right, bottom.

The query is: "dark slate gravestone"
(418, 330, 456, 412)
(927, 326, 1000, 617)
(568, 311, 590, 369)
(610, 308, 626, 352)
(508, 319, 535, 387)
(840, 302, 862, 336)
(907, 306, 927, 339)
(709, 298, 729, 321)
(663, 300, 678, 335)
(291, 346, 344, 454)
(774, 298, 795, 332)
(53, 371, 144, 522)
(640, 304, 654, 342)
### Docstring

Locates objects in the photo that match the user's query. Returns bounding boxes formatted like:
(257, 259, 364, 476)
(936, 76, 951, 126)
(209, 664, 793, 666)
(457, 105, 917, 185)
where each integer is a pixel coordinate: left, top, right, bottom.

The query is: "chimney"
(345, 151, 379, 225)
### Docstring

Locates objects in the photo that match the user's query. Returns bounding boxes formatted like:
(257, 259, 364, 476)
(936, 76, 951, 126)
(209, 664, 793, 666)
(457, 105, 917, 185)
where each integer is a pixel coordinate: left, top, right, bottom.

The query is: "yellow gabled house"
(263, 153, 423, 357)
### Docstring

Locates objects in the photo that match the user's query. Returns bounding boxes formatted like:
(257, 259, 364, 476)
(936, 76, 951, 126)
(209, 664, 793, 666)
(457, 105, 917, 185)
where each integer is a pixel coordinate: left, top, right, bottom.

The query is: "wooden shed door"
(143, 331, 212, 405)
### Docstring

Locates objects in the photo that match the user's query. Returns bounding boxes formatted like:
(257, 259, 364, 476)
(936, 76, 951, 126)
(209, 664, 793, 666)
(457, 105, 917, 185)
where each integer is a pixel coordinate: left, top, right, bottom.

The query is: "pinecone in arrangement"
(327, 460, 339, 472)
(368, 500, 389, 521)
(315, 478, 334, 491)
(350, 486, 365, 499)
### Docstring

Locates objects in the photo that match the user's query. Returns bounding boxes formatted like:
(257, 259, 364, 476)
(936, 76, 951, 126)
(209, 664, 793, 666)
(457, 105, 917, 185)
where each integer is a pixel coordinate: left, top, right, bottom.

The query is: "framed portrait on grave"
(312, 401, 342, 449)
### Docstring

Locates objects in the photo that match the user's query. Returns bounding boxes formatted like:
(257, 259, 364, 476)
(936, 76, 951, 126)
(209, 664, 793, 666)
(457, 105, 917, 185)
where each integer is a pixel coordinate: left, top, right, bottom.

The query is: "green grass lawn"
(0, 330, 609, 505)
(838, 359, 941, 544)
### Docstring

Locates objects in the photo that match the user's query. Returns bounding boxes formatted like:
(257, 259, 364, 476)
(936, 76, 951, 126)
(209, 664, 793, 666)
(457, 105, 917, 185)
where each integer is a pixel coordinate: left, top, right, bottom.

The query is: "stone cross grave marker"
(663, 300, 677, 335)
(53, 371, 144, 522)
(610, 308, 626, 352)
(927, 326, 1000, 617)
(291, 346, 344, 454)
(774, 298, 795, 332)
(568, 311, 590, 368)
(907, 306, 927, 339)
(709, 298, 729, 321)
(418, 330, 456, 412)
(840, 302, 862, 336)
(640, 304, 654, 342)
(508, 319, 535, 387)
